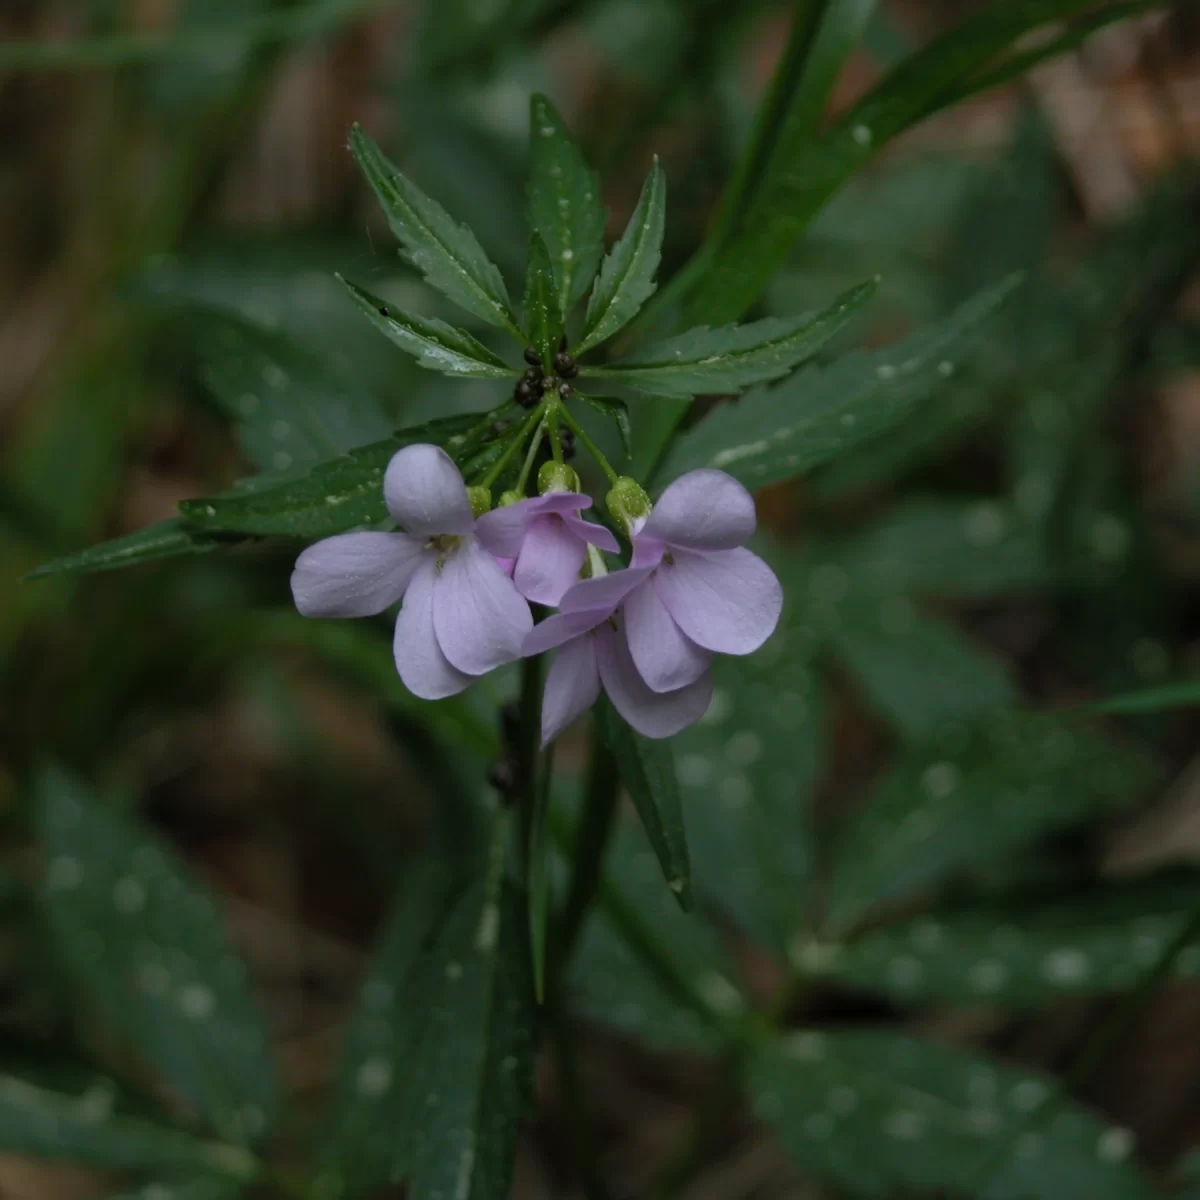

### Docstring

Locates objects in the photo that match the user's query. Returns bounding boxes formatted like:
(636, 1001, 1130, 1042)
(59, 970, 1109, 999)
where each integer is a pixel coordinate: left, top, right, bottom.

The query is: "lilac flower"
(524, 468, 782, 743)
(475, 492, 619, 606)
(291, 444, 532, 700)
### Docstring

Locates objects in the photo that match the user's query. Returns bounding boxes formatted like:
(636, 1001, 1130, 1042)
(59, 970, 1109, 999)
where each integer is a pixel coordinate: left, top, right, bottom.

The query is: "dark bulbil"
(554, 350, 578, 379)
(487, 757, 518, 799)
(523, 346, 542, 366)
(515, 378, 539, 408)
(561, 427, 576, 460)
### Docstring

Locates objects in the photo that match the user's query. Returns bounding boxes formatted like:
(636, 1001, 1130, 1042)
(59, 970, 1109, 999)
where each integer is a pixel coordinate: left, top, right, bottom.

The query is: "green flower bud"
(538, 461, 581, 495)
(467, 486, 492, 518)
(605, 476, 652, 538)
(497, 488, 526, 508)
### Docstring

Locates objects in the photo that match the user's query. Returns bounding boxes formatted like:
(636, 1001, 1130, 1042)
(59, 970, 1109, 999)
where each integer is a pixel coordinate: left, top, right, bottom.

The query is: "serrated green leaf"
(527, 94, 606, 316)
(825, 713, 1159, 934)
(36, 768, 277, 1145)
(662, 275, 1017, 486)
(596, 700, 691, 909)
(566, 816, 740, 1054)
(339, 277, 516, 379)
(825, 870, 1200, 1008)
(0, 1069, 256, 1180)
(26, 519, 230, 580)
(825, 596, 1018, 741)
(522, 233, 562, 364)
(750, 1030, 1153, 1200)
(193, 311, 394, 473)
(349, 126, 520, 336)
(586, 278, 875, 399)
(179, 410, 500, 538)
(577, 394, 631, 460)
(670, 630, 822, 952)
(577, 159, 665, 354)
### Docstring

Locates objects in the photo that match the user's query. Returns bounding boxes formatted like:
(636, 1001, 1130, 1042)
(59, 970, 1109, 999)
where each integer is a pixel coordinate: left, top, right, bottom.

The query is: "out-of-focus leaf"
(1088, 682, 1200, 716)
(596, 700, 691, 909)
(37, 769, 277, 1145)
(194, 312, 393, 472)
(105, 1180, 243, 1200)
(586, 279, 875, 399)
(26, 519, 230, 581)
(577, 394, 632, 460)
(661, 276, 1017, 486)
(670, 630, 822, 952)
(522, 234, 562, 365)
(339, 278, 516, 379)
(578, 159, 666, 354)
(349, 126, 520, 336)
(0, 1069, 256, 1181)
(527, 94, 607, 316)
(179, 409, 501, 538)
(419, 0, 559, 68)
(750, 1030, 1152, 1199)
(825, 713, 1159, 934)
(825, 871, 1200, 1008)
(566, 816, 742, 1054)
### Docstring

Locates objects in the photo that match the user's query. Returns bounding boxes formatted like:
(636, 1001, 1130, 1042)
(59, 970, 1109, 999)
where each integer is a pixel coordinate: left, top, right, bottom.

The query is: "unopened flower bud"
(606, 476, 652, 538)
(467, 486, 492, 518)
(538, 461, 580, 494)
(498, 488, 525, 507)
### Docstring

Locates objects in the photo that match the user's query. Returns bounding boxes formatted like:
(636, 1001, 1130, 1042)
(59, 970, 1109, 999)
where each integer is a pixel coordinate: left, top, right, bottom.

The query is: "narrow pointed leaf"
(824, 870, 1200, 1009)
(596, 699, 691, 909)
(0, 1069, 256, 1180)
(27, 518, 231, 580)
(340, 277, 516, 379)
(825, 712, 1159, 934)
(577, 394, 632, 460)
(750, 1031, 1153, 1200)
(577, 159, 665, 354)
(1088, 681, 1200, 716)
(584, 278, 875, 398)
(349, 125, 520, 335)
(527, 94, 606, 315)
(37, 768, 278, 1145)
(179, 409, 504, 538)
(523, 234, 562, 365)
(662, 275, 1017, 485)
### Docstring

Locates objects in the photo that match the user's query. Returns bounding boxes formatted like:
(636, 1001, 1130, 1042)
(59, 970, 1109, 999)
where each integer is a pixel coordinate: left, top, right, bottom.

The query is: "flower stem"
(557, 405, 620, 485)
(547, 406, 565, 465)
(515, 417, 546, 493)
(479, 403, 546, 490)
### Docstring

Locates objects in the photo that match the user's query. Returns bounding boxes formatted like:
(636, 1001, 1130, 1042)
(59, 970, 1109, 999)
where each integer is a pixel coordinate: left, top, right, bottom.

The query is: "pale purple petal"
(392, 560, 473, 699)
(514, 517, 588, 606)
(523, 610, 608, 657)
(655, 546, 783, 655)
(595, 624, 712, 739)
(383, 444, 473, 536)
(624, 578, 712, 693)
(562, 512, 619, 553)
(291, 532, 426, 618)
(644, 468, 756, 551)
(475, 492, 592, 558)
(559, 564, 657, 614)
(631, 536, 666, 569)
(433, 536, 533, 675)
(540, 633, 601, 746)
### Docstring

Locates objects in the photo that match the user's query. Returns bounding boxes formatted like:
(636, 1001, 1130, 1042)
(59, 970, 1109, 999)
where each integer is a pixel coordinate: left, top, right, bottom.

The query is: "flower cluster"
(292, 443, 781, 743)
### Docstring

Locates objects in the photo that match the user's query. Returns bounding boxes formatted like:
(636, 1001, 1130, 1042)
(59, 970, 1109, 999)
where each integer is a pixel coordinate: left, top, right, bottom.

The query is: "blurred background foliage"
(3, 1, 1200, 1198)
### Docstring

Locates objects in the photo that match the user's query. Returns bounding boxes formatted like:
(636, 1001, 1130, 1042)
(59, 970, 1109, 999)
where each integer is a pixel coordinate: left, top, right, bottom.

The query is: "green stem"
(547, 407, 565, 465)
(556, 734, 620, 962)
(515, 418, 547, 493)
(549, 1003, 614, 1200)
(558, 405, 620, 485)
(529, 740, 556, 1004)
(479, 404, 546, 490)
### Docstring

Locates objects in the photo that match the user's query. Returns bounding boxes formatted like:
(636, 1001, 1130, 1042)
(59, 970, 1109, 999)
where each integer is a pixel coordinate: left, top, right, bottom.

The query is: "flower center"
(428, 534, 463, 572)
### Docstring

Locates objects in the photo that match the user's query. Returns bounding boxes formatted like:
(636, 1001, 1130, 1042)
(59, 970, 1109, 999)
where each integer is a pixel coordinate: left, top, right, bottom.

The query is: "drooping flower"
(475, 492, 619, 606)
(523, 468, 782, 743)
(291, 444, 532, 700)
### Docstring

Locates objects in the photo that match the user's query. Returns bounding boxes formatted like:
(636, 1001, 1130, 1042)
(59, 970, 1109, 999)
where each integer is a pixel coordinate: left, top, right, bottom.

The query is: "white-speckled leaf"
(662, 275, 1017, 482)
(822, 870, 1200, 1008)
(349, 126, 520, 335)
(36, 768, 277, 1146)
(577, 159, 665, 354)
(26, 519, 228, 580)
(523, 233, 563, 363)
(751, 1030, 1153, 1200)
(584, 279, 876, 399)
(825, 713, 1159, 934)
(0, 1069, 256, 1181)
(340, 277, 515, 378)
(527, 94, 607, 315)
